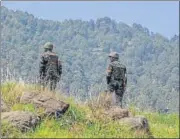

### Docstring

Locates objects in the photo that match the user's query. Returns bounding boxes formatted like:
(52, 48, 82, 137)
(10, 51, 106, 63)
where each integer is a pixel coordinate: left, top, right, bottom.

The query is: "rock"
(1, 111, 40, 132)
(20, 92, 38, 103)
(103, 106, 129, 120)
(20, 92, 69, 118)
(1, 99, 9, 112)
(120, 115, 149, 132)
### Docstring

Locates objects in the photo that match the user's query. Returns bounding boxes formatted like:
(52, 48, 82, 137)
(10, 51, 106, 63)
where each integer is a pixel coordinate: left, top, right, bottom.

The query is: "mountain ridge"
(1, 6, 179, 113)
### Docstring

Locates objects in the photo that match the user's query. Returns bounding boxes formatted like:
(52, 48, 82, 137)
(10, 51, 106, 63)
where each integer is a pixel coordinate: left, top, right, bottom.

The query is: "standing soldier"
(106, 52, 127, 108)
(39, 42, 62, 91)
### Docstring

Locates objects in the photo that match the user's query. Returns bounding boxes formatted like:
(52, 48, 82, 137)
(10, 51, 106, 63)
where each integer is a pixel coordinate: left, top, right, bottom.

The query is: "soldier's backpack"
(45, 51, 59, 77)
(111, 61, 126, 81)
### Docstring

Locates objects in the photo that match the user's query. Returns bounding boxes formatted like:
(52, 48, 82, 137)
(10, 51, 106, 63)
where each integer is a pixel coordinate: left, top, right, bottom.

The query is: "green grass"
(1, 82, 179, 138)
(129, 106, 179, 138)
(1, 120, 22, 138)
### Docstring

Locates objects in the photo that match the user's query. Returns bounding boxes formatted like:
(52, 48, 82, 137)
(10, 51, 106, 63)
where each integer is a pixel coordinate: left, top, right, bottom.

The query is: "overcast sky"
(2, 1, 179, 39)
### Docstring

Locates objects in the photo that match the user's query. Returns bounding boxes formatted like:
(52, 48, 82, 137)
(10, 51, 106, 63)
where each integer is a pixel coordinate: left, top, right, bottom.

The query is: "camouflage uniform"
(39, 42, 62, 91)
(106, 52, 127, 107)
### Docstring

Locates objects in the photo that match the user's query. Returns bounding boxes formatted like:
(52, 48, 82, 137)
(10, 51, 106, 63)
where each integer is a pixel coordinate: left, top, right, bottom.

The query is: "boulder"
(1, 111, 40, 132)
(120, 115, 149, 132)
(103, 106, 129, 120)
(20, 91, 38, 103)
(20, 92, 69, 118)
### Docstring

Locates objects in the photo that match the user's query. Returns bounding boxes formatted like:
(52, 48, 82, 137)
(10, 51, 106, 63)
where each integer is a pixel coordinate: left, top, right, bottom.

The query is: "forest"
(1, 6, 179, 113)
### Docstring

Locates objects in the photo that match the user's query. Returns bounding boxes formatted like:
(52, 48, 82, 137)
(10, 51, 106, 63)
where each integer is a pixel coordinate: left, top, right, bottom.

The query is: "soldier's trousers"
(112, 89, 124, 107)
(47, 79, 57, 91)
(108, 80, 124, 107)
(41, 76, 58, 91)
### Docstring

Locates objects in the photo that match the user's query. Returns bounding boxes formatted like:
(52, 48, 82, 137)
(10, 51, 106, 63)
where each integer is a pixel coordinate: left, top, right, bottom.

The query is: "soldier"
(106, 52, 127, 108)
(39, 42, 62, 91)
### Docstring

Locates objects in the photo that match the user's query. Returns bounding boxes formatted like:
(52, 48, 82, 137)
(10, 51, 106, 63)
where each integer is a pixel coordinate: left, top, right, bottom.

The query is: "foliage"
(1, 6, 179, 112)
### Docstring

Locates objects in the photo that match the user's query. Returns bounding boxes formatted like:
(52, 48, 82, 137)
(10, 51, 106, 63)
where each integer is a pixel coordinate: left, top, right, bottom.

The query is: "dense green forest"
(1, 6, 179, 112)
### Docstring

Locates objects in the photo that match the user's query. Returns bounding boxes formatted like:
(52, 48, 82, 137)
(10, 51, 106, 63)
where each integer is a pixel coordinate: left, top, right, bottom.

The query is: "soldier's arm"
(106, 64, 113, 84)
(39, 55, 46, 77)
(124, 67, 127, 86)
(58, 60, 62, 76)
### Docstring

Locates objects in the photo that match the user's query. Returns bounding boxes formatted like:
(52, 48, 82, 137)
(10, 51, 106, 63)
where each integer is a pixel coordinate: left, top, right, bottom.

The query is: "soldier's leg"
(49, 79, 53, 91)
(44, 76, 51, 91)
(52, 79, 57, 92)
(115, 88, 124, 108)
(107, 82, 114, 93)
(112, 91, 117, 106)
(40, 79, 45, 91)
(42, 81, 46, 91)
(110, 81, 120, 106)
(42, 78, 49, 91)
(40, 76, 46, 91)
(47, 80, 50, 91)
(107, 82, 116, 106)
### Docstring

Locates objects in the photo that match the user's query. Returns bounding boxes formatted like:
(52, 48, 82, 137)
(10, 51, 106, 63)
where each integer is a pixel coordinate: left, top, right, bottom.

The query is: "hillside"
(1, 82, 179, 138)
(1, 6, 179, 113)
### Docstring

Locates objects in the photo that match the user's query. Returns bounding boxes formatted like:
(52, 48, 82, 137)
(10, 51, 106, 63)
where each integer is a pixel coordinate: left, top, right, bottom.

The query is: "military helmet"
(108, 52, 119, 59)
(44, 42, 53, 50)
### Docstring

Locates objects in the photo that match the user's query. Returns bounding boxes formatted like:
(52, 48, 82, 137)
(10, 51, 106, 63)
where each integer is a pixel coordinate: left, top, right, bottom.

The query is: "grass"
(129, 106, 179, 138)
(1, 82, 179, 138)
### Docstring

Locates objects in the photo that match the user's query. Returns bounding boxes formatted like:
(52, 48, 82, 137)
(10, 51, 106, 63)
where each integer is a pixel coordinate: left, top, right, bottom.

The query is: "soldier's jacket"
(106, 60, 127, 86)
(39, 51, 62, 79)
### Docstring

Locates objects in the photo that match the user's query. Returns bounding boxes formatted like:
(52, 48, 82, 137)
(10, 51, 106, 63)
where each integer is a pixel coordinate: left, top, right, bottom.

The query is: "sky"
(2, 1, 179, 39)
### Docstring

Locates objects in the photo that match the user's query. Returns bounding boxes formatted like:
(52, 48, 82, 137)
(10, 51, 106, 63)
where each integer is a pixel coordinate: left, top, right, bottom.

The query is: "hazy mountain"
(1, 6, 179, 112)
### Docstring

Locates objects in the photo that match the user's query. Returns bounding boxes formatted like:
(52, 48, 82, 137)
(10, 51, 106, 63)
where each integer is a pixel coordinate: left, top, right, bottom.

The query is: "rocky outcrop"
(2, 90, 152, 137)
(103, 106, 129, 120)
(20, 92, 69, 118)
(119, 115, 149, 132)
(103, 106, 150, 134)
(1, 111, 40, 132)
